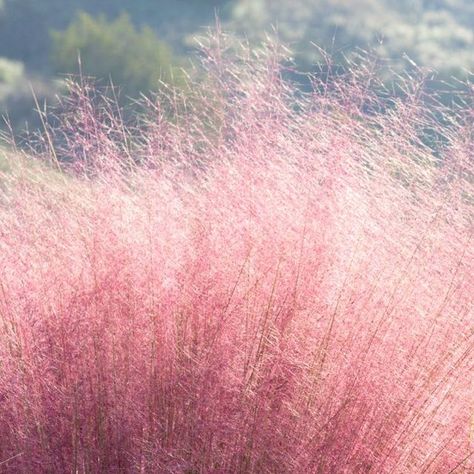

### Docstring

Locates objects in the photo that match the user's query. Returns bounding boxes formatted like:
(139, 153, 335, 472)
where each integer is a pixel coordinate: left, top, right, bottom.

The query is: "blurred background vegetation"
(0, 0, 472, 135)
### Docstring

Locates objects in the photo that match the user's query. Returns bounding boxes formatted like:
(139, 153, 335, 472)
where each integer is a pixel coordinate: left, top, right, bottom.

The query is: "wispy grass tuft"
(0, 33, 472, 473)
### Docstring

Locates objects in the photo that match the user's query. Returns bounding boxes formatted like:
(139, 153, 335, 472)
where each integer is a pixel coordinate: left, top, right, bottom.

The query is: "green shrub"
(51, 12, 184, 99)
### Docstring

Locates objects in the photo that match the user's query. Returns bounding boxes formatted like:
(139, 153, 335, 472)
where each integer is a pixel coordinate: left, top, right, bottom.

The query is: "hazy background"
(0, 0, 472, 135)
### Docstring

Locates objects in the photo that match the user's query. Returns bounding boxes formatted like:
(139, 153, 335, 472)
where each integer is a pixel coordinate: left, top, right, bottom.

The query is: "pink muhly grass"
(0, 34, 472, 473)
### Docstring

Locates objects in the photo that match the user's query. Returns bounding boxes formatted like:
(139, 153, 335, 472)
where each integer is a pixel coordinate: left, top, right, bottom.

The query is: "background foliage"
(230, 0, 474, 79)
(0, 0, 472, 133)
(51, 12, 184, 100)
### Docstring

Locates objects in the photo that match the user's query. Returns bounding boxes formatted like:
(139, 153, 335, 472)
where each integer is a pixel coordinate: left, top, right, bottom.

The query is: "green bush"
(51, 12, 184, 99)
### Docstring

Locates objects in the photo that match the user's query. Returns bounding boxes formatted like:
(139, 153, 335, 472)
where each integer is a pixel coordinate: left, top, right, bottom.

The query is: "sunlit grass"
(0, 35, 472, 473)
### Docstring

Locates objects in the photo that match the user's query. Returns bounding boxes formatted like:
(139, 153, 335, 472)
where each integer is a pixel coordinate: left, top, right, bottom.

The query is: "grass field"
(0, 38, 472, 473)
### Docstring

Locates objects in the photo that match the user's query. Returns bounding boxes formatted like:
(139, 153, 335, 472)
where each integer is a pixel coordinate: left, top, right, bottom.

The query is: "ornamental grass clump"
(0, 34, 472, 473)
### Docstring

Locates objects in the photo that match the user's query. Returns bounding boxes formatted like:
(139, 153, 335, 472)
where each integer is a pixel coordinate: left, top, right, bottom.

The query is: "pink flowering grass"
(0, 36, 473, 472)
